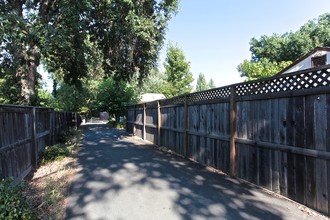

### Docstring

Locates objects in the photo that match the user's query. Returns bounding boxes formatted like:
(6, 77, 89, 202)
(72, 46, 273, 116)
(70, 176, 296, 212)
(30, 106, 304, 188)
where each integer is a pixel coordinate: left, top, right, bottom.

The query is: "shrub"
(0, 178, 33, 220)
(107, 119, 126, 129)
(41, 144, 70, 164)
(57, 129, 75, 144)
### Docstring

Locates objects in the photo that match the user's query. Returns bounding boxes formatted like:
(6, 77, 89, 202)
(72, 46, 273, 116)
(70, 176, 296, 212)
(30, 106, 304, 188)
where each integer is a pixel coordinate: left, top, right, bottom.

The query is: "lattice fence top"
(236, 66, 330, 96)
(186, 86, 231, 103)
(127, 65, 330, 108)
(159, 95, 185, 106)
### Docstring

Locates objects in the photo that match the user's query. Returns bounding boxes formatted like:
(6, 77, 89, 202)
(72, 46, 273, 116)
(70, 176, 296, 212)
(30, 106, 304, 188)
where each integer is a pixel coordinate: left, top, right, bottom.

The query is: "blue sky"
(158, 0, 330, 87)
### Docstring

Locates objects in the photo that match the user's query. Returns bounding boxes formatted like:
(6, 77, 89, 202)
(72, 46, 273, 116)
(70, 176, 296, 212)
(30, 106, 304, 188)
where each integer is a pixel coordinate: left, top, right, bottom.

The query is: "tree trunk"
(17, 44, 40, 106)
(53, 80, 58, 97)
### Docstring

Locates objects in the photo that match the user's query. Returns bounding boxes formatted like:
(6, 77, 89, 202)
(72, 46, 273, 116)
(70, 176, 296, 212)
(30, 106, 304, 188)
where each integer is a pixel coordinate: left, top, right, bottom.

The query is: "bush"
(107, 118, 126, 129)
(0, 178, 33, 220)
(41, 144, 70, 164)
(57, 129, 75, 144)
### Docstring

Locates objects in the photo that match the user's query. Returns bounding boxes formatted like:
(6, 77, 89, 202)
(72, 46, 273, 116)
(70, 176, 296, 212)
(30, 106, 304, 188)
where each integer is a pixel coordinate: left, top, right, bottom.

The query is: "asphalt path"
(65, 124, 325, 220)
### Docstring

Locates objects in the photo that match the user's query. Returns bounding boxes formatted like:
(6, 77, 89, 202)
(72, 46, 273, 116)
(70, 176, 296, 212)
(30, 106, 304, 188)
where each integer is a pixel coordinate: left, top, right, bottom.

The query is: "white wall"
(283, 50, 330, 74)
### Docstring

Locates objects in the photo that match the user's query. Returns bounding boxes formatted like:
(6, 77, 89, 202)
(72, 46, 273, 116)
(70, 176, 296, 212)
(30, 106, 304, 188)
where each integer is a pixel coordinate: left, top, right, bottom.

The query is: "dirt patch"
(23, 129, 83, 220)
(24, 157, 79, 220)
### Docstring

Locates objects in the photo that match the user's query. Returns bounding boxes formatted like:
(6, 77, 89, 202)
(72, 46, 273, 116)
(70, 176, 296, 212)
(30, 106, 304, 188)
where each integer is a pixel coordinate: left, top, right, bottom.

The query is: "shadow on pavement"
(65, 124, 308, 220)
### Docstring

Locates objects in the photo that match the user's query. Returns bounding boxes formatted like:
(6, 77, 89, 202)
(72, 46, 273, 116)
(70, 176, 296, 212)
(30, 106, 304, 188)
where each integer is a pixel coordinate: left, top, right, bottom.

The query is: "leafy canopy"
(0, 0, 179, 105)
(208, 78, 216, 89)
(195, 73, 208, 92)
(93, 78, 138, 120)
(195, 73, 216, 91)
(238, 13, 330, 80)
(163, 43, 194, 97)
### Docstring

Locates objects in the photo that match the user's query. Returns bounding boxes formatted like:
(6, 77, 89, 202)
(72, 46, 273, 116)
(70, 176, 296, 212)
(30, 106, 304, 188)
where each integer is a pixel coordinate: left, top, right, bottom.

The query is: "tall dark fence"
(0, 105, 80, 182)
(127, 65, 330, 216)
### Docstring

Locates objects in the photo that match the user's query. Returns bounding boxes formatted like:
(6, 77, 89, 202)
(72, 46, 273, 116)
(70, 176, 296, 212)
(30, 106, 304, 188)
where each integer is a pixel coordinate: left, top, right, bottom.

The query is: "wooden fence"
(127, 64, 330, 216)
(0, 105, 80, 182)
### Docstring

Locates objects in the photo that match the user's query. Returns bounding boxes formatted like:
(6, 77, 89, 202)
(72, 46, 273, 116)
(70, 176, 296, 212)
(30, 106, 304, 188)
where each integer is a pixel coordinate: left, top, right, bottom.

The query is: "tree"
(87, 0, 179, 83)
(238, 13, 330, 80)
(136, 68, 167, 95)
(163, 44, 194, 97)
(93, 78, 138, 121)
(51, 84, 89, 112)
(196, 73, 208, 92)
(195, 73, 216, 92)
(0, 0, 179, 105)
(208, 78, 216, 89)
(238, 59, 292, 81)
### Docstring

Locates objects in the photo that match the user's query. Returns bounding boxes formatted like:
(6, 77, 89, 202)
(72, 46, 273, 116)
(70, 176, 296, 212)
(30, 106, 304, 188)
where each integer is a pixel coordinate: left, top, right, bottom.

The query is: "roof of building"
(277, 46, 330, 75)
(139, 93, 166, 103)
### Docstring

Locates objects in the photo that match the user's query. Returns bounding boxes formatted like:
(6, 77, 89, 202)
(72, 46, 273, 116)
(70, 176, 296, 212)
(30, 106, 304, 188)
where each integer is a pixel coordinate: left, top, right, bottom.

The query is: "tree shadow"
(65, 124, 297, 220)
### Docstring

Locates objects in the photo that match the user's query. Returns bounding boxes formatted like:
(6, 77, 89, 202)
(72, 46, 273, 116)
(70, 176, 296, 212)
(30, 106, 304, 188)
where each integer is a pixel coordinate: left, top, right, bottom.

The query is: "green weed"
(0, 178, 33, 220)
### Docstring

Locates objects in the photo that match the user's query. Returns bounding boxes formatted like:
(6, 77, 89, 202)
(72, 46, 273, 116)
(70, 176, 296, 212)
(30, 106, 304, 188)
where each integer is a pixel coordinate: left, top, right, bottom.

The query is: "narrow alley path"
(65, 124, 324, 220)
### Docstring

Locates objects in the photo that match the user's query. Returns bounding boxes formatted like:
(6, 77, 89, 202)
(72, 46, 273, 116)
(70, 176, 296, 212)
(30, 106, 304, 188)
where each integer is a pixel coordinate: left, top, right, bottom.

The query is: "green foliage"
(52, 84, 89, 112)
(163, 44, 194, 97)
(41, 129, 79, 164)
(239, 13, 330, 80)
(43, 177, 62, 207)
(42, 0, 90, 88)
(195, 73, 216, 92)
(93, 78, 138, 120)
(108, 118, 126, 129)
(0, 178, 33, 220)
(208, 79, 216, 89)
(196, 73, 208, 92)
(238, 59, 292, 81)
(89, 0, 179, 83)
(0, 0, 178, 105)
(57, 129, 76, 144)
(137, 68, 167, 95)
(0, 71, 20, 105)
(38, 89, 54, 107)
(41, 144, 70, 164)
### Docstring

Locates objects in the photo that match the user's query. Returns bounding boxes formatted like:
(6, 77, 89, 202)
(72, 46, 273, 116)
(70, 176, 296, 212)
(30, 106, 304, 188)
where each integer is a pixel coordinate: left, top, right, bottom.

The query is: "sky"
(158, 0, 330, 87)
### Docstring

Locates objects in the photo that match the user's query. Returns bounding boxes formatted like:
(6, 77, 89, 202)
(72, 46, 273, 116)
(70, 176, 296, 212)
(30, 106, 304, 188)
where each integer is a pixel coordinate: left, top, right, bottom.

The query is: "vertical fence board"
(271, 98, 280, 193)
(230, 86, 237, 177)
(294, 97, 306, 204)
(314, 95, 328, 214)
(0, 105, 79, 182)
(127, 65, 330, 216)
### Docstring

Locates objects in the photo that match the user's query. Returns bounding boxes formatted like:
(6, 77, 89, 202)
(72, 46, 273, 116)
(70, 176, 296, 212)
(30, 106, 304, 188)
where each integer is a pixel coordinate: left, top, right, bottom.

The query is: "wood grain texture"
(0, 106, 78, 182)
(127, 66, 330, 216)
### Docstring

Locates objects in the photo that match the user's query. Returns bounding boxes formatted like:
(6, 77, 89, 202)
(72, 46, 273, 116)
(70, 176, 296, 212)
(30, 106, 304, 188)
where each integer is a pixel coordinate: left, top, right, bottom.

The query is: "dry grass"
(24, 131, 82, 220)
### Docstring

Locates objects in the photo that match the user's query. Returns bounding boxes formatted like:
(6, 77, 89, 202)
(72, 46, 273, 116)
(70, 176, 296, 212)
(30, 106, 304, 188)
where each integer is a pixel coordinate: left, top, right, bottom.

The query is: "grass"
(23, 129, 83, 220)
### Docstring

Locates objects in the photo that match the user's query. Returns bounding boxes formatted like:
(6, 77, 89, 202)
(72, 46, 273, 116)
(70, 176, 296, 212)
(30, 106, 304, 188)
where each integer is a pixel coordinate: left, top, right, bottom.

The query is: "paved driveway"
(65, 124, 325, 220)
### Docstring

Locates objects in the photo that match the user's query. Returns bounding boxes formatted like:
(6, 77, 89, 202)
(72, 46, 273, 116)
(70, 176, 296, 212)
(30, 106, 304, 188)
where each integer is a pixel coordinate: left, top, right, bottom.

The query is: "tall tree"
(238, 13, 330, 80)
(137, 68, 167, 95)
(0, 0, 179, 105)
(88, 0, 179, 83)
(195, 73, 208, 92)
(208, 78, 216, 89)
(93, 78, 138, 121)
(163, 44, 194, 97)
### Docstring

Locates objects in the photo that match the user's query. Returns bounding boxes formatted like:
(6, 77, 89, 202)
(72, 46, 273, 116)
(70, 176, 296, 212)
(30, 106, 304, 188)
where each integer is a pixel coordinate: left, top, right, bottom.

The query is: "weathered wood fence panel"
(127, 65, 330, 216)
(0, 105, 79, 182)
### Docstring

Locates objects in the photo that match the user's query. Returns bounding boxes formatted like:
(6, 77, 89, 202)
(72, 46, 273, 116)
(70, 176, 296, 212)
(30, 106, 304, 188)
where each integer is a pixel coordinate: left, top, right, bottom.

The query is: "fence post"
(74, 112, 77, 130)
(31, 107, 38, 168)
(183, 95, 188, 158)
(230, 86, 237, 177)
(51, 109, 55, 145)
(157, 101, 161, 146)
(143, 103, 146, 140)
(49, 109, 53, 145)
(131, 106, 136, 135)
